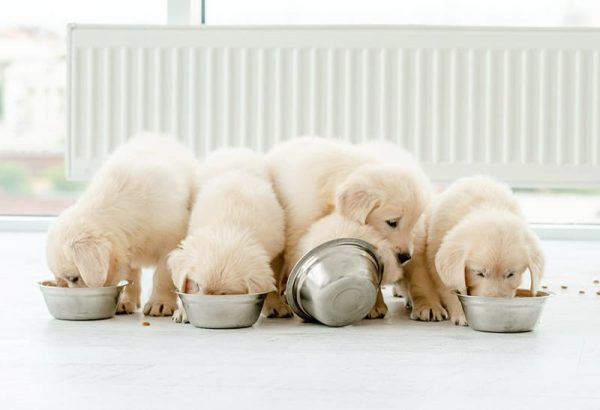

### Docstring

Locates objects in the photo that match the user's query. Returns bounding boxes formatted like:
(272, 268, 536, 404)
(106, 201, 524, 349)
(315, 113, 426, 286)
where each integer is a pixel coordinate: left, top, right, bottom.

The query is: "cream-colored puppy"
(46, 133, 197, 316)
(296, 213, 403, 319)
(168, 148, 284, 323)
(267, 137, 432, 317)
(405, 175, 545, 326)
(428, 175, 544, 298)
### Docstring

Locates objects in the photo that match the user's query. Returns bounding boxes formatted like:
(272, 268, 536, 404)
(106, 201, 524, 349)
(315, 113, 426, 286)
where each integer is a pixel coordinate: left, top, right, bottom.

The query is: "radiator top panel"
(68, 25, 600, 186)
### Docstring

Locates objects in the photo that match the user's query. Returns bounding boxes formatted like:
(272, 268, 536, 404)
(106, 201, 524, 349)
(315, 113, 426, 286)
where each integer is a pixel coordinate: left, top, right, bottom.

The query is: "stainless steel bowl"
(38, 280, 129, 320)
(177, 292, 269, 329)
(285, 238, 383, 327)
(456, 289, 551, 333)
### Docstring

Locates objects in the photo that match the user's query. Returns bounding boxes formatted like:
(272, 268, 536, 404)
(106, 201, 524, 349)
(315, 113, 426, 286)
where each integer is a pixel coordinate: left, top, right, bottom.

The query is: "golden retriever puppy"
(428, 175, 544, 297)
(266, 137, 432, 317)
(168, 148, 284, 323)
(296, 213, 403, 319)
(46, 134, 197, 316)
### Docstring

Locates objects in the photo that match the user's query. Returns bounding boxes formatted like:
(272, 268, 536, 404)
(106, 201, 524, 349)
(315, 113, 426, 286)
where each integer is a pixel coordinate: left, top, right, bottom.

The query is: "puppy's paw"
(451, 313, 468, 326)
(410, 300, 448, 322)
(116, 299, 140, 314)
(365, 301, 388, 319)
(172, 308, 189, 324)
(264, 292, 294, 318)
(392, 283, 404, 298)
(143, 300, 177, 317)
(441, 292, 468, 326)
(265, 303, 293, 318)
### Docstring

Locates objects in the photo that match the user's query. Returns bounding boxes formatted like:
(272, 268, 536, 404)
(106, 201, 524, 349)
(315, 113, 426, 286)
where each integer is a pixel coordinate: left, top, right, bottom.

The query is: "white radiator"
(67, 25, 600, 186)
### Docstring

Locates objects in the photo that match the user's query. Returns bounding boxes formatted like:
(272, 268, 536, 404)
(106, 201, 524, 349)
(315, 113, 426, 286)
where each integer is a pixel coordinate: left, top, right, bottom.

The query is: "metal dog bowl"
(285, 238, 383, 327)
(177, 292, 269, 329)
(39, 280, 129, 320)
(455, 289, 551, 333)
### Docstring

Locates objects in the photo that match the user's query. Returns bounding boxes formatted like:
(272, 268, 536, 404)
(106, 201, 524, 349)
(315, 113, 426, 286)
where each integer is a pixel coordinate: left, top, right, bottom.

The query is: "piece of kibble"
(142, 321, 151, 327)
(579, 290, 585, 294)
(541, 285, 548, 289)
(597, 290, 600, 296)
(594, 280, 599, 284)
(561, 285, 568, 289)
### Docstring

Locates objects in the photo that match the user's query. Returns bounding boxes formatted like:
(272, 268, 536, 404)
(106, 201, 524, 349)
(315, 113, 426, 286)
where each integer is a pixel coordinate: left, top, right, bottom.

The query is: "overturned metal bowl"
(455, 289, 551, 333)
(177, 292, 269, 329)
(285, 238, 383, 327)
(39, 280, 129, 320)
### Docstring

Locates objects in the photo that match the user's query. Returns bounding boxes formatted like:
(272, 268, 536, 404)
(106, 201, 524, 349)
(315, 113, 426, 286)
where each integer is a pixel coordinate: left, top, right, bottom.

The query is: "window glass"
(0, 0, 166, 215)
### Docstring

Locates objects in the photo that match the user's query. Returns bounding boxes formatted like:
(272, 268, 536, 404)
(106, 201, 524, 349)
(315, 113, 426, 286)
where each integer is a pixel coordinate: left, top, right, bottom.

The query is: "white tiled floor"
(1, 233, 599, 410)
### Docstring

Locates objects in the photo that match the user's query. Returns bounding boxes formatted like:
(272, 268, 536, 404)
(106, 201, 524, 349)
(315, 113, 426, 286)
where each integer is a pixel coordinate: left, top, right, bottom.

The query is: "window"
(0, 0, 166, 215)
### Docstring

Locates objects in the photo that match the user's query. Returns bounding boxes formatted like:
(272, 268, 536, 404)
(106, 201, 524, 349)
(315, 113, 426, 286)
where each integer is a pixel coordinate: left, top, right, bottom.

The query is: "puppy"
(296, 213, 403, 319)
(46, 133, 197, 316)
(168, 148, 284, 323)
(428, 175, 544, 298)
(266, 137, 432, 317)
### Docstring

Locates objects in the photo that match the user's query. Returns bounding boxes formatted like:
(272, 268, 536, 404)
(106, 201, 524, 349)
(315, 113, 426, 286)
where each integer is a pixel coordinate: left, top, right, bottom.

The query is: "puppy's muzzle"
(397, 252, 412, 265)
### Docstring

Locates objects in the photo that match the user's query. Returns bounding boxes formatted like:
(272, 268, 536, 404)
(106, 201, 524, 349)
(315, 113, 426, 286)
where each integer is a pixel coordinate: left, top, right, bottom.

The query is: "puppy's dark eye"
(66, 276, 79, 284)
(476, 272, 485, 278)
(386, 220, 398, 228)
(506, 272, 515, 278)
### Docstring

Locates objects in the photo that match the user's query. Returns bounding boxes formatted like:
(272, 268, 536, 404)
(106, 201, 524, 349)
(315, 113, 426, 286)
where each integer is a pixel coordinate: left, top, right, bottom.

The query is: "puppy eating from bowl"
(408, 175, 546, 325)
(46, 134, 197, 316)
(168, 148, 285, 323)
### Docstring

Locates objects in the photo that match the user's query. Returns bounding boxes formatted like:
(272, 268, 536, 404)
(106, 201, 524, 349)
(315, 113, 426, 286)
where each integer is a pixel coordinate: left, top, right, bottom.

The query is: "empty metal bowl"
(39, 280, 129, 320)
(455, 289, 551, 333)
(285, 238, 383, 327)
(177, 292, 269, 329)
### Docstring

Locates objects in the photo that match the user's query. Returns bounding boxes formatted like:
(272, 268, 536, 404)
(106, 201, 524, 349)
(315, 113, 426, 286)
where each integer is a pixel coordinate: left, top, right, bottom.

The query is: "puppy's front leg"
(263, 254, 293, 318)
(172, 305, 189, 323)
(406, 261, 448, 322)
(365, 288, 388, 319)
(144, 256, 177, 317)
(429, 272, 467, 326)
(117, 266, 141, 314)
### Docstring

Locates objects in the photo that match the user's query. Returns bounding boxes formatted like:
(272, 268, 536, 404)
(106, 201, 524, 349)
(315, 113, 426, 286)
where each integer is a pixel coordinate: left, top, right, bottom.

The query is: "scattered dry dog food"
(594, 280, 599, 284)
(597, 290, 600, 296)
(579, 290, 585, 294)
(561, 285, 568, 289)
(541, 285, 548, 289)
(142, 321, 151, 327)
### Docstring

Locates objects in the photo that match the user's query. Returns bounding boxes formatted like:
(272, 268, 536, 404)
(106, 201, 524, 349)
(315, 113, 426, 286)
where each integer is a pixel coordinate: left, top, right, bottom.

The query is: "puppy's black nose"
(397, 252, 412, 264)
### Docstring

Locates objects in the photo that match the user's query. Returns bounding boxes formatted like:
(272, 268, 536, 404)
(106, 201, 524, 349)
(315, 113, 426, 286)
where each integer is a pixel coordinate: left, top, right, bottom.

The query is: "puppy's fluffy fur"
(428, 175, 544, 297)
(46, 133, 197, 316)
(168, 148, 284, 322)
(267, 137, 432, 317)
(405, 175, 545, 326)
(297, 213, 404, 319)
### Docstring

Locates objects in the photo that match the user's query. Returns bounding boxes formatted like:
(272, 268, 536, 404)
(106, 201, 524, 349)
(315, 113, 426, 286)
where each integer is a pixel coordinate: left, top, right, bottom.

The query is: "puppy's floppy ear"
(167, 247, 192, 293)
(335, 178, 380, 224)
(68, 235, 111, 288)
(525, 230, 545, 296)
(435, 236, 468, 294)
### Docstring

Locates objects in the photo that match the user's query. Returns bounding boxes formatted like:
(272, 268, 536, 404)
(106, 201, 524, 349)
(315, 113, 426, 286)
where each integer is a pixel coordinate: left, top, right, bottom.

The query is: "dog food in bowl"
(39, 280, 129, 320)
(455, 289, 551, 333)
(177, 291, 269, 329)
